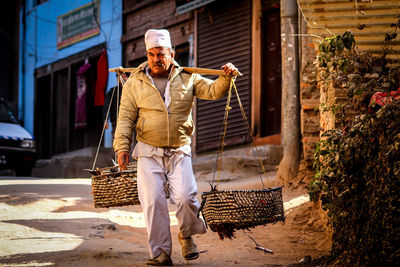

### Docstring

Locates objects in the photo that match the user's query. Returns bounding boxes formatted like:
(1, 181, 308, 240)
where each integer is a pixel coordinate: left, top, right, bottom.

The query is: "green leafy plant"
(318, 31, 355, 71)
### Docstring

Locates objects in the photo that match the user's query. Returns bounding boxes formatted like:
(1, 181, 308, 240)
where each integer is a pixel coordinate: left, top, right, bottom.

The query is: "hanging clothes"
(75, 62, 91, 130)
(94, 49, 108, 106)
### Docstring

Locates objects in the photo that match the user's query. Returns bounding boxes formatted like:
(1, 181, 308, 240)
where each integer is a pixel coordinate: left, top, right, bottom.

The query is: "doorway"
(34, 45, 105, 159)
(260, 4, 281, 137)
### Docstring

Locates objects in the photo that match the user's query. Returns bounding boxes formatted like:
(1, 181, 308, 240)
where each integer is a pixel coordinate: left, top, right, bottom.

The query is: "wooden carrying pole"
(109, 66, 243, 77)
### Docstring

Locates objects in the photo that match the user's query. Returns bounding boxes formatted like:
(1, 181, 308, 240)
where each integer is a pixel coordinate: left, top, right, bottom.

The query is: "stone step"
(32, 147, 115, 178)
(192, 144, 283, 174)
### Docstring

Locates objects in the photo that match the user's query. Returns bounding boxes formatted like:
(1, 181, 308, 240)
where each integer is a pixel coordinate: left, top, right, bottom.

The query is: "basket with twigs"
(88, 71, 140, 208)
(90, 161, 140, 208)
(200, 187, 285, 239)
(199, 77, 285, 240)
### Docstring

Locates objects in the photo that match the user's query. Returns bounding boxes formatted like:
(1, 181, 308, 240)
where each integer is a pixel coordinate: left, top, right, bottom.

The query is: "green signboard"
(57, 1, 100, 49)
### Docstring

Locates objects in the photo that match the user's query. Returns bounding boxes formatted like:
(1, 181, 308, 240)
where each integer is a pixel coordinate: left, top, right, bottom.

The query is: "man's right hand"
(117, 151, 130, 170)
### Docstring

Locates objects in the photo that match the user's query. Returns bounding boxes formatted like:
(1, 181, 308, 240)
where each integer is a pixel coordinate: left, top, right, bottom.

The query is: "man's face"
(147, 47, 174, 77)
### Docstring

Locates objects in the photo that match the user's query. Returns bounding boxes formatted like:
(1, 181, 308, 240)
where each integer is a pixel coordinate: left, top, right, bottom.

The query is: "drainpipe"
(277, 0, 300, 185)
(19, 0, 27, 123)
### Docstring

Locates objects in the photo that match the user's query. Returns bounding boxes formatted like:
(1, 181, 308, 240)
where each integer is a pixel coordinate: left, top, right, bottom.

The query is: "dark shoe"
(146, 250, 173, 266)
(178, 232, 199, 261)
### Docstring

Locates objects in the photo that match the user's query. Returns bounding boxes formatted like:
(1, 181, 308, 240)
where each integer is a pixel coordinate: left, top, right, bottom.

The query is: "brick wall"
(122, 0, 193, 66)
(300, 31, 320, 170)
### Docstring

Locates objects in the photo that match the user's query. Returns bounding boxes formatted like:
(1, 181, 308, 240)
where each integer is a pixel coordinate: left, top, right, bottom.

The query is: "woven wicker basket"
(91, 161, 140, 208)
(200, 187, 285, 239)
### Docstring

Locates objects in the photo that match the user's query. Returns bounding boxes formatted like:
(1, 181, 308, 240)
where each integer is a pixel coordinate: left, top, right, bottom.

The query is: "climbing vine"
(309, 29, 400, 265)
(318, 30, 355, 71)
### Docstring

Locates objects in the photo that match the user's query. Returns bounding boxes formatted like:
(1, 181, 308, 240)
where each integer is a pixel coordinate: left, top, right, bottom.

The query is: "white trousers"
(137, 151, 207, 258)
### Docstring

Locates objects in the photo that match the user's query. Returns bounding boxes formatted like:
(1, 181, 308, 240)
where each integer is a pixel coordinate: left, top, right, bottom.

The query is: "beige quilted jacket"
(113, 61, 231, 153)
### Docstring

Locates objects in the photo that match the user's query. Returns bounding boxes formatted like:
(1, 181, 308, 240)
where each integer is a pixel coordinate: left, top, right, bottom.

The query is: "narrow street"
(0, 173, 330, 266)
(1, 0, 398, 265)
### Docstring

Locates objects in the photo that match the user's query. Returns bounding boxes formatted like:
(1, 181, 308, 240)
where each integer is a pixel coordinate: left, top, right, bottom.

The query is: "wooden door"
(260, 6, 281, 137)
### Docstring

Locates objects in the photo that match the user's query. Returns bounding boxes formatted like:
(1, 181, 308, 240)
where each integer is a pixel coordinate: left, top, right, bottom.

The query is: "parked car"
(0, 98, 37, 176)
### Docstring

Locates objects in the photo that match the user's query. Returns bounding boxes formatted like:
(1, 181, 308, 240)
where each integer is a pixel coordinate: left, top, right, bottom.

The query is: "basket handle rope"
(212, 77, 234, 188)
(232, 78, 271, 187)
(211, 77, 271, 189)
(91, 71, 125, 171)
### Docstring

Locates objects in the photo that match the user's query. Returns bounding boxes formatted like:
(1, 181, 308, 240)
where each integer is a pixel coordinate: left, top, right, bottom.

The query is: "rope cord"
(232, 81, 270, 188)
(92, 71, 126, 170)
(114, 72, 125, 163)
(242, 229, 274, 254)
(242, 229, 260, 246)
(91, 78, 118, 170)
(211, 77, 235, 189)
(212, 77, 271, 189)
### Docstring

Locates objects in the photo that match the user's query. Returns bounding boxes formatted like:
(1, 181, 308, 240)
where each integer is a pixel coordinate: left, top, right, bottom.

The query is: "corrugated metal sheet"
(196, 0, 251, 152)
(299, 0, 400, 61)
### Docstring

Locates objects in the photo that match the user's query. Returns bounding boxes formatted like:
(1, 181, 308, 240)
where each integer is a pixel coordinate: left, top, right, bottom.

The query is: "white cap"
(144, 29, 172, 51)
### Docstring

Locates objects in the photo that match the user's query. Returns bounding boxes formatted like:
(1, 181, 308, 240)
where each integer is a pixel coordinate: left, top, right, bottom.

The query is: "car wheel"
(15, 167, 32, 176)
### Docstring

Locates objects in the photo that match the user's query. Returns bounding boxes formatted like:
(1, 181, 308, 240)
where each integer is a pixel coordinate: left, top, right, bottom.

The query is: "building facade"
(122, 0, 283, 155)
(20, 0, 288, 171)
(19, 0, 122, 158)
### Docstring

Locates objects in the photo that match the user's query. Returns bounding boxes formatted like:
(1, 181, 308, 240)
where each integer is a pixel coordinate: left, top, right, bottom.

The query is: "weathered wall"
(122, 0, 193, 66)
(299, 19, 320, 171)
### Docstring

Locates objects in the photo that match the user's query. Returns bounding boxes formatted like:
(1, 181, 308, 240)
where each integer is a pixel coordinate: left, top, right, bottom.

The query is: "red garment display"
(75, 62, 91, 130)
(94, 49, 108, 106)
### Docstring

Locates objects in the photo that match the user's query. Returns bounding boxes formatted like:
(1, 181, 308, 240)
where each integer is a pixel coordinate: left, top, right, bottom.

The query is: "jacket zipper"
(142, 79, 170, 146)
(141, 67, 182, 147)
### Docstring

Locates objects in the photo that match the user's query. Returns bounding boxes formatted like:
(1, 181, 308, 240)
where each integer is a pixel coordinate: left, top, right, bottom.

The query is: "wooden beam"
(109, 66, 243, 76)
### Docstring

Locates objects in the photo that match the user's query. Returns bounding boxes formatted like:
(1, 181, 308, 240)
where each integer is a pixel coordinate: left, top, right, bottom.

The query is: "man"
(114, 29, 237, 266)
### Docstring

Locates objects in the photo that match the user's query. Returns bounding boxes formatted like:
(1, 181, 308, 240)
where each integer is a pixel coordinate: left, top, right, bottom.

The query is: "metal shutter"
(299, 0, 400, 63)
(196, 0, 251, 152)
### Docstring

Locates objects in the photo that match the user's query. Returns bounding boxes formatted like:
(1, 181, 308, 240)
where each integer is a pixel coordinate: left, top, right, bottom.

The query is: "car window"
(0, 102, 19, 124)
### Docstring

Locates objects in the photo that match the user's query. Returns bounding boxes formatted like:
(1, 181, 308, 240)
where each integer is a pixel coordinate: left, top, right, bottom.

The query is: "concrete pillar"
(277, 0, 300, 184)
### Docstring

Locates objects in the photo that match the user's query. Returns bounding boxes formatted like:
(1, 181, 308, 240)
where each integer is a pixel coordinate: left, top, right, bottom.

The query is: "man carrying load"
(114, 28, 238, 266)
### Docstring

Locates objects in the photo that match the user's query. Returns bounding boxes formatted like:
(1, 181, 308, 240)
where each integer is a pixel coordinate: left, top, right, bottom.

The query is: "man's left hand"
(221, 62, 238, 76)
